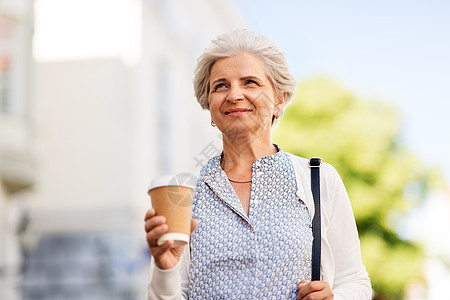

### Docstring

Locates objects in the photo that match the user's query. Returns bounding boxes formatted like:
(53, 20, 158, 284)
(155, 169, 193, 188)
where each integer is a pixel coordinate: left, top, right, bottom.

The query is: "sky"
(235, 0, 450, 186)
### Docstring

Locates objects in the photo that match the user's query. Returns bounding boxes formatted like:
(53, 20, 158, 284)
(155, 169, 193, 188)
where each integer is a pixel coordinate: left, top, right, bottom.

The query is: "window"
(0, 14, 26, 116)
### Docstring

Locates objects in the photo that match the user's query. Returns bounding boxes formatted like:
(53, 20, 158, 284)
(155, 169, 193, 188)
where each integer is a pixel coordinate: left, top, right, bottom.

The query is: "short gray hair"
(193, 29, 296, 110)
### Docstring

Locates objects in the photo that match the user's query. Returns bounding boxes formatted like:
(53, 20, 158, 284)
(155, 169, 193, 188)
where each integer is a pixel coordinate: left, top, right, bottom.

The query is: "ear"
(274, 92, 287, 114)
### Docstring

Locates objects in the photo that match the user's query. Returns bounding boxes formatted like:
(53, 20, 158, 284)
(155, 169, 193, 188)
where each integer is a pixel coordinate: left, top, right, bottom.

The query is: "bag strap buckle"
(309, 157, 322, 168)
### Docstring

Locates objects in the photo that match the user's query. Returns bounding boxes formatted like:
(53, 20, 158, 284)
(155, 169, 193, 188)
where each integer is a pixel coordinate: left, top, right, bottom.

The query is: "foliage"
(273, 77, 437, 299)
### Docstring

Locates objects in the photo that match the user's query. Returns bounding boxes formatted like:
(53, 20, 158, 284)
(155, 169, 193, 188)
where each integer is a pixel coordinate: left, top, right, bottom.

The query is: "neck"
(220, 132, 276, 173)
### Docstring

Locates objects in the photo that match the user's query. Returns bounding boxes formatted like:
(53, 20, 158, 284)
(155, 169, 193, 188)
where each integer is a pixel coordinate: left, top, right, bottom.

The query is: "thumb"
(190, 219, 199, 234)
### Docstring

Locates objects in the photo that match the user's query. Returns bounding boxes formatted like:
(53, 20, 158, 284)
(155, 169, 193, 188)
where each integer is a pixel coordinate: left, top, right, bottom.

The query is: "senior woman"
(145, 29, 371, 299)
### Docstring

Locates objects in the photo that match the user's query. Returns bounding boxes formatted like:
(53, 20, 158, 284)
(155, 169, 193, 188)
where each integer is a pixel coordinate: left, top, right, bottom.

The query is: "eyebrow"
(241, 76, 263, 84)
(210, 78, 227, 87)
(210, 76, 264, 87)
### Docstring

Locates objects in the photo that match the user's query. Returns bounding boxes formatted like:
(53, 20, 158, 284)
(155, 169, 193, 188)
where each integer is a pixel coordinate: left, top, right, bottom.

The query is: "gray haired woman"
(144, 29, 371, 299)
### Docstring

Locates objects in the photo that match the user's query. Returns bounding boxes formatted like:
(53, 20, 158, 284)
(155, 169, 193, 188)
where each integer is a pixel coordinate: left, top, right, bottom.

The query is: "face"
(208, 52, 285, 137)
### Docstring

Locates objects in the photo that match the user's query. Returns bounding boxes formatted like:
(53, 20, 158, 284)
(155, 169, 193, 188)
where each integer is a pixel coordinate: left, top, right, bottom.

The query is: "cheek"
(208, 98, 221, 120)
(251, 90, 276, 111)
(208, 94, 223, 111)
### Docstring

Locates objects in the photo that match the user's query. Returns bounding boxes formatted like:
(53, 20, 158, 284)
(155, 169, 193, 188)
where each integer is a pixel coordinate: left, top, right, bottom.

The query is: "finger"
(144, 215, 166, 233)
(297, 281, 310, 299)
(309, 281, 327, 291)
(190, 219, 199, 234)
(297, 280, 308, 289)
(144, 208, 156, 221)
(297, 281, 325, 299)
(303, 287, 333, 300)
(309, 281, 333, 299)
(146, 224, 168, 247)
(296, 280, 308, 299)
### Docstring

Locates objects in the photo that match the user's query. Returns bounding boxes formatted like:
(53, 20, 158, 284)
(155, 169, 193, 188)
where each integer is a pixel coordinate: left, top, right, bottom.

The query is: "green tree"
(274, 77, 437, 299)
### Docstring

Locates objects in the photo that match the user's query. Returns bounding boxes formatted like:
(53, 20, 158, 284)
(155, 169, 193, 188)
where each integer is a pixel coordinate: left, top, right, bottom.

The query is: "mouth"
(224, 108, 252, 116)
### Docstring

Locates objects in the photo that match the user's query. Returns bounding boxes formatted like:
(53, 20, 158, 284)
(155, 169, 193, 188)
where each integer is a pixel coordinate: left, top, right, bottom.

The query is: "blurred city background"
(0, 0, 449, 299)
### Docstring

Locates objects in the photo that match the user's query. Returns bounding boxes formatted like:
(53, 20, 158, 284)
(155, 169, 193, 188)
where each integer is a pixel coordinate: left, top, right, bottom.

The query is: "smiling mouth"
(225, 109, 252, 115)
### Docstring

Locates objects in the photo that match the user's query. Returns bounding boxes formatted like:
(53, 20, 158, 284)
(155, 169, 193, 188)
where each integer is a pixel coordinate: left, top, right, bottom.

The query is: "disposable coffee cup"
(148, 173, 197, 248)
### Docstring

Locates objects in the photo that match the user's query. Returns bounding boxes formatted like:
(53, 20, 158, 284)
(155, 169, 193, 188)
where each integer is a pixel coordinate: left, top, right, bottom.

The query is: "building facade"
(0, 0, 35, 299)
(5, 0, 244, 299)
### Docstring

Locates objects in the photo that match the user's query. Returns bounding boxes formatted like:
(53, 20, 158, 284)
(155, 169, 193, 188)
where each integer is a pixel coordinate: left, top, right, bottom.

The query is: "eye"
(212, 83, 227, 92)
(244, 79, 259, 86)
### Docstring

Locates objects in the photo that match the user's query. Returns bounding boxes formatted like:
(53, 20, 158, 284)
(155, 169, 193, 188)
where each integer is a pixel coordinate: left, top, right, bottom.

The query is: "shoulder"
(284, 152, 341, 181)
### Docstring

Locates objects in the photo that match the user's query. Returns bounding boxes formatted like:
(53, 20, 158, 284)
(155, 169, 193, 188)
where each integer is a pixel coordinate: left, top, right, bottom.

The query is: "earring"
(211, 120, 216, 127)
(274, 112, 280, 119)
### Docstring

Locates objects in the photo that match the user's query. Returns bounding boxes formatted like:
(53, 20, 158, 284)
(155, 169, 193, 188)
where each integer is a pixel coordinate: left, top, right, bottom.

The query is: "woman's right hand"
(144, 208, 198, 270)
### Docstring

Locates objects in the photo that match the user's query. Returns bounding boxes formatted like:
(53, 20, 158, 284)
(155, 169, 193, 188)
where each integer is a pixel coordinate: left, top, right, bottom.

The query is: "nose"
(226, 84, 244, 102)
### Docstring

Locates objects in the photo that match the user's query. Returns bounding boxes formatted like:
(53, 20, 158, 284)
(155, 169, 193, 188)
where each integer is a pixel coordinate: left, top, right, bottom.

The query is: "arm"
(289, 155, 371, 299)
(146, 245, 190, 300)
(144, 209, 195, 300)
(326, 166, 372, 300)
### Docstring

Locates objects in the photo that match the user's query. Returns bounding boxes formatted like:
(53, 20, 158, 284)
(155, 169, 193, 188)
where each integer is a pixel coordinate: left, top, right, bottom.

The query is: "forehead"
(210, 52, 267, 80)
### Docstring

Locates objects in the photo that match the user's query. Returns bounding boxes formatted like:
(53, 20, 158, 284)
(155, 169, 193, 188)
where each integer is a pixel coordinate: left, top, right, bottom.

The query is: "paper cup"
(148, 173, 196, 248)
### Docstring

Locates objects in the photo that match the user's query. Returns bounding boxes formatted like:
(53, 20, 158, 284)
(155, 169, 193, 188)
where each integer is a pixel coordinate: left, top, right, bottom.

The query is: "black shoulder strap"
(309, 157, 322, 281)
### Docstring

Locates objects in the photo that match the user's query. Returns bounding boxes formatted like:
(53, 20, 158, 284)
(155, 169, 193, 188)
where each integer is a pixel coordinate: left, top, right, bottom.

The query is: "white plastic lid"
(148, 173, 197, 192)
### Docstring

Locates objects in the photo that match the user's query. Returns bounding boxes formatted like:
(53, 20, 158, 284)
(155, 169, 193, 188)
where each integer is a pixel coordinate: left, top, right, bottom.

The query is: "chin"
(220, 124, 251, 135)
(219, 118, 271, 135)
